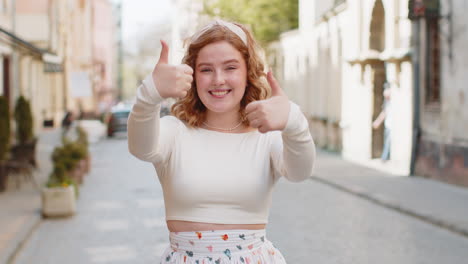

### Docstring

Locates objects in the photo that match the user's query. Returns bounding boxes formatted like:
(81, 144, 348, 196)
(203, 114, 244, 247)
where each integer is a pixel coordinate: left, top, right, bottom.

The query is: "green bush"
(48, 141, 84, 197)
(0, 96, 10, 161)
(14, 96, 34, 144)
(47, 127, 89, 197)
(46, 162, 79, 196)
(76, 126, 89, 156)
(52, 140, 87, 172)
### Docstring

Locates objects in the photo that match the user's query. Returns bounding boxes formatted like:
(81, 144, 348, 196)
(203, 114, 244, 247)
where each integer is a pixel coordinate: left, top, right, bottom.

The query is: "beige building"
(63, 0, 117, 116)
(0, 1, 15, 106)
(269, 0, 414, 175)
(270, 0, 467, 186)
(1, 0, 64, 133)
(11, 0, 117, 132)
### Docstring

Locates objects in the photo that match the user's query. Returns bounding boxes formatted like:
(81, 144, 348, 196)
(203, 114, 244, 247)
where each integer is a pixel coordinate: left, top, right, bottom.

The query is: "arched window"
(369, 0, 386, 52)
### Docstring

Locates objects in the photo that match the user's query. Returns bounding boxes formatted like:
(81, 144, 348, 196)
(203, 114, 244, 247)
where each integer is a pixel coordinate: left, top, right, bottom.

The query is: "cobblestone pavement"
(13, 138, 468, 264)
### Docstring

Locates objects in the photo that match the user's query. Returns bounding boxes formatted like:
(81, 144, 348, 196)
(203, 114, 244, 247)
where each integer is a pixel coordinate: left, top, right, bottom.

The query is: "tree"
(0, 96, 10, 161)
(202, 0, 298, 44)
(14, 96, 34, 144)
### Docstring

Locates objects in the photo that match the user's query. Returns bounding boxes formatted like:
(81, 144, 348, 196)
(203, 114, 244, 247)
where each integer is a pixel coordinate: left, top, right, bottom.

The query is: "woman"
(128, 19, 316, 264)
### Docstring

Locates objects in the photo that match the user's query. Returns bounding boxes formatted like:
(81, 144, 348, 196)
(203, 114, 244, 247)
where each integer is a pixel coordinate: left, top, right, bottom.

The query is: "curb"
(310, 175, 468, 238)
(1, 213, 41, 264)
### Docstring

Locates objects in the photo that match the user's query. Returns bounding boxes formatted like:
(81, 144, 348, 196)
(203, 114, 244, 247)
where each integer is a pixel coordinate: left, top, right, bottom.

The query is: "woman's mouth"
(209, 89, 232, 98)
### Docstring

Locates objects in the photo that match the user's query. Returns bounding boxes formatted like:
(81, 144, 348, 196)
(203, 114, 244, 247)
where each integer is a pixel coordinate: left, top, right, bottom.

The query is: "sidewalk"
(0, 129, 60, 264)
(0, 120, 106, 264)
(1, 142, 467, 264)
(312, 150, 468, 237)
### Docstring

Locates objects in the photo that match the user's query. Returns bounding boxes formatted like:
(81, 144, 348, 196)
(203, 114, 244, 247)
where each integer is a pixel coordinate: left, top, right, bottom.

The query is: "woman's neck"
(204, 110, 241, 129)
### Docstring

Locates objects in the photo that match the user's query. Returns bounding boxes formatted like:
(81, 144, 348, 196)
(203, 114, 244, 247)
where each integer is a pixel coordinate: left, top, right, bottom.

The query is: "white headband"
(191, 19, 248, 45)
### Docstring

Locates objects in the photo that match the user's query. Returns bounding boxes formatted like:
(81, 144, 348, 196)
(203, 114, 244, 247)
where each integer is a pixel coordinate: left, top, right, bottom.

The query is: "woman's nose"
(213, 71, 226, 86)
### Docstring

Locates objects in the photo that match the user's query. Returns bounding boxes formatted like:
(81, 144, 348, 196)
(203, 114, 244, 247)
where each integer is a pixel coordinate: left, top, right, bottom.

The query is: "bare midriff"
(167, 220, 266, 232)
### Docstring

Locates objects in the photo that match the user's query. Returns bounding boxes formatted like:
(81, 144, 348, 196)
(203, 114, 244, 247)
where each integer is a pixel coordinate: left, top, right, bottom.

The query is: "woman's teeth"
(210, 90, 230, 96)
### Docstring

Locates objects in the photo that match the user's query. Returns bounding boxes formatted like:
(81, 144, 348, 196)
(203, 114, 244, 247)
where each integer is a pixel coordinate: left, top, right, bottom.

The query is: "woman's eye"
(200, 69, 212, 72)
(226, 66, 237, 70)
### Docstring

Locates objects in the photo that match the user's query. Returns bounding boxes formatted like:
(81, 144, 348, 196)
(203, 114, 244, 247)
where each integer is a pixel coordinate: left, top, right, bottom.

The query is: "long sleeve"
(270, 102, 316, 182)
(127, 74, 179, 165)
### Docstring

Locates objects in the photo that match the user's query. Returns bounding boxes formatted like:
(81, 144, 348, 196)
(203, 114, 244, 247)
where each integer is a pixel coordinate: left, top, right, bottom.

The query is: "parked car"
(160, 102, 171, 117)
(106, 102, 172, 137)
(106, 104, 131, 137)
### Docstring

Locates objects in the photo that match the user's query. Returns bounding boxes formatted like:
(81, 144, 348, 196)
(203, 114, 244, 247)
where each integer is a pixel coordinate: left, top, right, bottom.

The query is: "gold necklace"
(202, 120, 243, 132)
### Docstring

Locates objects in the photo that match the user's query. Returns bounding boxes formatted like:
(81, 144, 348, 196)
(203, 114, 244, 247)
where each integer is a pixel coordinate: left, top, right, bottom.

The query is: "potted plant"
(42, 146, 79, 217)
(52, 138, 87, 184)
(42, 163, 77, 217)
(41, 126, 91, 216)
(13, 96, 37, 168)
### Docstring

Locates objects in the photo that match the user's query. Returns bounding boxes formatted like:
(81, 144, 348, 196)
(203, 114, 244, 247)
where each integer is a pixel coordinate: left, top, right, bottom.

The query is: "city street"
(12, 137, 468, 264)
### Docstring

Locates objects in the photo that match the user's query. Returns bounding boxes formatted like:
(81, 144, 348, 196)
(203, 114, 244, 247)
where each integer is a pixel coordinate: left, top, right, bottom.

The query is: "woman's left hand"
(246, 71, 290, 133)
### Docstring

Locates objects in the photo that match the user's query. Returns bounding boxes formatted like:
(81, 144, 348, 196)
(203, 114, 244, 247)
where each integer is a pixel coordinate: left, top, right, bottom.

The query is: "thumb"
(157, 40, 169, 65)
(267, 71, 283, 96)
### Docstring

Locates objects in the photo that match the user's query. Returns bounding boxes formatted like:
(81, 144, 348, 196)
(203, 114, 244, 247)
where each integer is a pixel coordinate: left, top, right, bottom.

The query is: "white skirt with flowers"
(159, 229, 287, 264)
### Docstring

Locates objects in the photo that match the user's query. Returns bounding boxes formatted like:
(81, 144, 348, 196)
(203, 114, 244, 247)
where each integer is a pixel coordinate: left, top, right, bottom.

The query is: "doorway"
(369, 0, 386, 159)
(371, 62, 386, 159)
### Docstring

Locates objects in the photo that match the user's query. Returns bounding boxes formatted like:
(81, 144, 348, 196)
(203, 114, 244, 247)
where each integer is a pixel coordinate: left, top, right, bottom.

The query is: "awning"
(42, 53, 63, 73)
(0, 26, 63, 72)
(408, 0, 440, 20)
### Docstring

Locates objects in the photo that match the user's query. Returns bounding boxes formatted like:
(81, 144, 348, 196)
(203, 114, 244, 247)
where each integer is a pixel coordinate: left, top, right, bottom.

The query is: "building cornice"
(0, 26, 63, 72)
(347, 49, 412, 65)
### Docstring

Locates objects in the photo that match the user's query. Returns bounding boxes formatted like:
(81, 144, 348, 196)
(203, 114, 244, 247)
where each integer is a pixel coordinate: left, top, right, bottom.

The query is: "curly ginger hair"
(171, 21, 271, 127)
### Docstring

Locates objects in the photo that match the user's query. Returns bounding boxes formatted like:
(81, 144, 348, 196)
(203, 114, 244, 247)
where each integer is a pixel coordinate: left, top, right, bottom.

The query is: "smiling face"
(195, 41, 247, 115)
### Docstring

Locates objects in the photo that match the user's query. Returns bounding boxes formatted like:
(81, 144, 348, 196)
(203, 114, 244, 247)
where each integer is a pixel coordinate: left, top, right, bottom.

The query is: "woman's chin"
(205, 103, 239, 114)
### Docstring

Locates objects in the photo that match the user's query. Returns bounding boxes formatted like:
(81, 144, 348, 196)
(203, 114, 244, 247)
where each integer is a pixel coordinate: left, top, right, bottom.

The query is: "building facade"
(11, 0, 117, 132)
(269, 0, 414, 175)
(270, 0, 467, 186)
(410, 0, 468, 186)
(10, 0, 63, 132)
(0, 1, 16, 109)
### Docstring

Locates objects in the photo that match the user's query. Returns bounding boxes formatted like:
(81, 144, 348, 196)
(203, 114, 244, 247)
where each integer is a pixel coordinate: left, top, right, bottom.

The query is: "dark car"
(106, 105, 131, 137)
(106, 103, 171, 137)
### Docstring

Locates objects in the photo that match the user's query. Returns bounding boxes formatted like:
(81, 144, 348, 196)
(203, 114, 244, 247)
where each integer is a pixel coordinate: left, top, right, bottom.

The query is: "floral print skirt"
(160, 229, 287, 264)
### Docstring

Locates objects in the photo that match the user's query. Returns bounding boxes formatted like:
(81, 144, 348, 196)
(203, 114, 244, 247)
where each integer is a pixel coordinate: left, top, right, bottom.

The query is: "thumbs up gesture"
(152, 40, 194, 99)
(245, 71, 290, 133)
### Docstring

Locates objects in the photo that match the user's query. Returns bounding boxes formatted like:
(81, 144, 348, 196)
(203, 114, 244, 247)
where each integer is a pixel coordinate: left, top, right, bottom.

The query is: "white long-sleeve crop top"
(127, 74, 316, 224)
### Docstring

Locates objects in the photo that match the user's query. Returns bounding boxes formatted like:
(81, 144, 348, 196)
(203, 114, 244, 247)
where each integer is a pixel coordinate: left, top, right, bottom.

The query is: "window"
(425, 18, 441, 104)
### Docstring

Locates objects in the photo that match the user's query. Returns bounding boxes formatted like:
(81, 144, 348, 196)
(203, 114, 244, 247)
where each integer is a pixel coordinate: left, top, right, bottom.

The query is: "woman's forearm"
(127, 75, 164, 163)
(280, 102, 316, 182)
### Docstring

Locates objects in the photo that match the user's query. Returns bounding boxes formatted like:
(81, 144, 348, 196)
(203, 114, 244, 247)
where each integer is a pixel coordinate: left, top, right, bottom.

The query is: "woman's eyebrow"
(197, 62, 211, 67)
(197, 59, 240, 67)
(223, 59, 240, 64)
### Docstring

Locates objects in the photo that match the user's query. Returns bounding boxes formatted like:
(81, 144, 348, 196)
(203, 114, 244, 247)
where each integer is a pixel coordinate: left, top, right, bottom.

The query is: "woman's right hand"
(152, 40, 193, 99)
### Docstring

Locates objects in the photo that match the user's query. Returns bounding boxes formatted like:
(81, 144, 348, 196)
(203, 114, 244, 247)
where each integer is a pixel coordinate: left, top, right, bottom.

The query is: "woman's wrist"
(142, 74, 165, 103)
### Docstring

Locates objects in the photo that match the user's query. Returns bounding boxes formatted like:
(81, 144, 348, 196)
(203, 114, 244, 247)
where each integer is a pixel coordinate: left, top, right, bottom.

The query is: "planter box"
(41, 186, 76, 217)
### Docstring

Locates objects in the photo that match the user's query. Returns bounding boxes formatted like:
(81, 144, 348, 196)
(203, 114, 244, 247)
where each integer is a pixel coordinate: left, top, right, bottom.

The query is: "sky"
(112, 0, 173, 46)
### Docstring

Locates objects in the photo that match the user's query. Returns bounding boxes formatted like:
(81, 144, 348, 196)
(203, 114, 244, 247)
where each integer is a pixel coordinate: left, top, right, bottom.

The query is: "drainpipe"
(409, 19, 421, 176)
